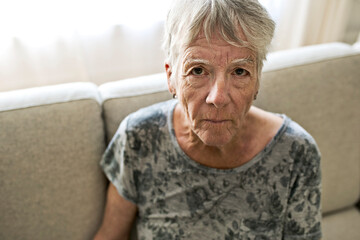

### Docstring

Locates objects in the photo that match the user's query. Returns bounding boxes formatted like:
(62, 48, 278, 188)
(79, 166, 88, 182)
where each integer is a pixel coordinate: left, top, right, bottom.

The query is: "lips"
(204, 119, 230, 124)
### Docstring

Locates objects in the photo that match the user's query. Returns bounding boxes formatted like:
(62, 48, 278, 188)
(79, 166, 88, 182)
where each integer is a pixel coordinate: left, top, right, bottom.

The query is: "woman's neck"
(173, 105, 282, 169)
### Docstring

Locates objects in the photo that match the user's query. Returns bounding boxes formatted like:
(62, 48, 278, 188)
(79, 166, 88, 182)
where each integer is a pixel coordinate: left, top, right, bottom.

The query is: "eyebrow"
(184, 57, 254, 67)
(183, 59, 211, 67)
(230, 57, 255, 66)
(182, 56, 255, 75)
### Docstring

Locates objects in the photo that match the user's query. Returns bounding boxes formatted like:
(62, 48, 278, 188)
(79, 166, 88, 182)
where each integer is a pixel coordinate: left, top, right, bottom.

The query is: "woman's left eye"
(191, 67, 204, 75)
(233, 68, 248, 76)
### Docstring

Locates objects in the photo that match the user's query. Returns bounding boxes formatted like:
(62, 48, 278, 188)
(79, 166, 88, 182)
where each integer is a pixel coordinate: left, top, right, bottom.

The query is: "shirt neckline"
(167, 99, 290, 174)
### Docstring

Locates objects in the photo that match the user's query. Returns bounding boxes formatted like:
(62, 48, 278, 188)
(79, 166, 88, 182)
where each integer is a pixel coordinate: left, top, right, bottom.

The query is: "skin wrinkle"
(166, 28, 283, 169)
(182, 57, 255, 78)
(171, 35, 259, 159)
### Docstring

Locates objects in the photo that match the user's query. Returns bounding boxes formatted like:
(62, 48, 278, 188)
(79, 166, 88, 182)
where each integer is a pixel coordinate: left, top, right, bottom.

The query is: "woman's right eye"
(191, 67, 204, 75)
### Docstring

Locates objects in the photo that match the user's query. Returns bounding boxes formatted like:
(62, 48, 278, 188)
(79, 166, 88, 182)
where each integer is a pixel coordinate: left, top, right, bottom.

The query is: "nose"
(206, 75, 230, 108)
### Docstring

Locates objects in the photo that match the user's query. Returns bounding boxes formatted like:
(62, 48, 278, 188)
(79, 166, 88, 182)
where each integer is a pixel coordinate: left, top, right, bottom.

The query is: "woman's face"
(168, 34, 258, 147)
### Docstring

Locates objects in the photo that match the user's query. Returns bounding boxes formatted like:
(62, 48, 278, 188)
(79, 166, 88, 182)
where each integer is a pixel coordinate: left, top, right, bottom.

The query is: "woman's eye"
(234, 68, 248, 76)
(191, 67, 204, 75)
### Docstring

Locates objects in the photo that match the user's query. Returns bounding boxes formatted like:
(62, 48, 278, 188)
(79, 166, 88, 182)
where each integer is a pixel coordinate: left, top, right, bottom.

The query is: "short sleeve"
(100, 116, 138, 204)
(283, 138, 322, 240)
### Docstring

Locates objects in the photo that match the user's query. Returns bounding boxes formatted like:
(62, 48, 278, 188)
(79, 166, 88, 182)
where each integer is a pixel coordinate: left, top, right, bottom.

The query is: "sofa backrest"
(0, 83, 107, 240)
(99, 73, 172, 143)
(256, 43, 360, 214)
(99, 42, 360, 216)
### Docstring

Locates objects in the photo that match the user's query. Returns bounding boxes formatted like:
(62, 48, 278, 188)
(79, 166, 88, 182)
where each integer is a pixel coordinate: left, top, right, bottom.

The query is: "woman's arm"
(94, 183, 137, 240)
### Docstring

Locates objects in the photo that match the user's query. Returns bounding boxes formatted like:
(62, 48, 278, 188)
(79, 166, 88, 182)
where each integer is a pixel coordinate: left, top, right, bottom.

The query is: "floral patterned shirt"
(101, 99, 322, 240)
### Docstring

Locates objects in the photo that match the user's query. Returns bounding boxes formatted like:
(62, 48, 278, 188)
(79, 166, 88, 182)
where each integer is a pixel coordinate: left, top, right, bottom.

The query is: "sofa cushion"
(263, 42, 358, 72)
(322, 207, 360, 240)
(255, 53, 360, 214)
(0, 83, 107, 239)
(99, 73, 172, 142)
(0, 82, 102, 111)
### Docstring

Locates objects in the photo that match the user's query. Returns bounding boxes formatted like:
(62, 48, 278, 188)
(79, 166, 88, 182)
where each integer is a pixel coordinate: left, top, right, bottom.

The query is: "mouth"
(203, 119, 231, 124)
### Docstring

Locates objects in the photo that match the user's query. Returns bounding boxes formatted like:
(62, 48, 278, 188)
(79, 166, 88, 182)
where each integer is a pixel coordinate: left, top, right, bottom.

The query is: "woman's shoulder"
(250, 106, 320, 155)
(269, 113, 322, 166)
(125, 99, 175, 130)
(110, 99, 175, 143)
(252, 107, 317, 144)
(283, 117, 318, 147)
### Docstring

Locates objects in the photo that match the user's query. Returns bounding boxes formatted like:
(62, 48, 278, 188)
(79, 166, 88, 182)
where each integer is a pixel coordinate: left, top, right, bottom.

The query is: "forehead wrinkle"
(181, 43, 255, 69)
(182, 59, 211, 76)
(182, 50, 211, 68)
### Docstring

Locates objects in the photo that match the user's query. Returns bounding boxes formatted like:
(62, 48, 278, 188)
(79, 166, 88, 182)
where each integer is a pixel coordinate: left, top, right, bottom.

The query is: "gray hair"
(163, 0, 275, 80)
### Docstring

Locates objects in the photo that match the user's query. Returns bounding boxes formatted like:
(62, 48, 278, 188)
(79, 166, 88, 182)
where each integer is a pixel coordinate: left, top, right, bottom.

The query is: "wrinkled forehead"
(179, 29, 255, 63)
(178, 25, 253, 60)
(183, 40, 255, 62)
(190, 23, 248, 46)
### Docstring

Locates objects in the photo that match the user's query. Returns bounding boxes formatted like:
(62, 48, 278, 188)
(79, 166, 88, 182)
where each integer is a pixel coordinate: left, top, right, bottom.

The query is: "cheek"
(232, 77, 258, 99)
(177, 79, 206, 120)
(228, 87, 257, 117)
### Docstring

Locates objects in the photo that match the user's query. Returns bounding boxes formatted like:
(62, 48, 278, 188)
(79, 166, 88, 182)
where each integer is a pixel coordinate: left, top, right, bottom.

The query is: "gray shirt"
(101, 99, 322, 240)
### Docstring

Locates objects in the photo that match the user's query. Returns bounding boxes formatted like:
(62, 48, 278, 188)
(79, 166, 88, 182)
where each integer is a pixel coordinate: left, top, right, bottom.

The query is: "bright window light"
(0, 0, 280, 48)
(258, 0, 285, 23)
(0, 0, 171, 45)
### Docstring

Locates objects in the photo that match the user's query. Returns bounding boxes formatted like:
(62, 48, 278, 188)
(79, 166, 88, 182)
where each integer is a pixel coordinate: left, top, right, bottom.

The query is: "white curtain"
(0, 0, 355, 92)
(268, 0, 352, 51)
(0, 0, 168, 92)
(0, 24, 166, 91)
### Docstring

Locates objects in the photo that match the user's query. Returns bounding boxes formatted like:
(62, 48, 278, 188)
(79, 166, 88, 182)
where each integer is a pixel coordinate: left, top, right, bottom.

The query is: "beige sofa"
(0, 42, 359, 240)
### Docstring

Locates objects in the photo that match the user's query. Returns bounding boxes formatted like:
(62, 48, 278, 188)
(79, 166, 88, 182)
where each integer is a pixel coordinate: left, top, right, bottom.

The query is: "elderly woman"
(95, 0, 322, 239)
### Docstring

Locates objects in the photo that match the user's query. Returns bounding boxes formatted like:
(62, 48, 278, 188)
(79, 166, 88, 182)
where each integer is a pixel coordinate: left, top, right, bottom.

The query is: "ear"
(165, 62, 175, 93)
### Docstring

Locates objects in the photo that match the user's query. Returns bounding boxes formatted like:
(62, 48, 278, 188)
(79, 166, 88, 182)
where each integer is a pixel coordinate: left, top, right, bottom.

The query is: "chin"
(196, 131, 234, 147)
(193, 121, 237, 147)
